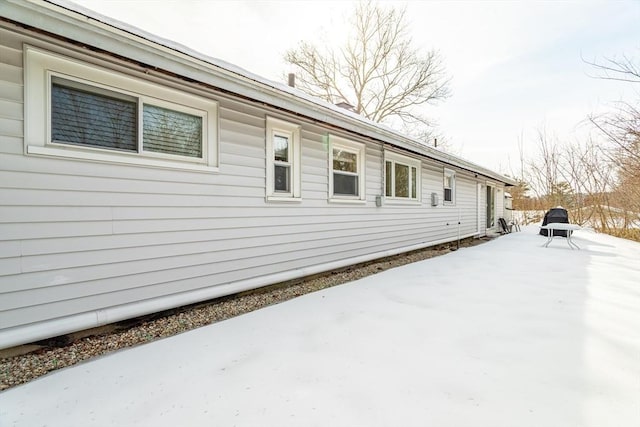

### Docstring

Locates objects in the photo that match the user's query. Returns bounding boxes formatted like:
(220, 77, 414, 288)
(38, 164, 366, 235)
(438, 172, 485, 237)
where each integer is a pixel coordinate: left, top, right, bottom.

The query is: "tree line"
(511, 55, 639, 241)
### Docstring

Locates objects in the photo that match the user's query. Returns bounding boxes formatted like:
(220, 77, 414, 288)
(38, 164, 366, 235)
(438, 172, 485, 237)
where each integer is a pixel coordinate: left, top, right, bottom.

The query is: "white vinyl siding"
(0, 31, 23, 158)
(0, 23, 506, 347)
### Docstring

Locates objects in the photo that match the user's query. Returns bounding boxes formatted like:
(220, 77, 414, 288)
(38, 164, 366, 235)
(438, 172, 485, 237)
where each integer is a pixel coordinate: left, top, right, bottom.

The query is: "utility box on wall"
(431, 192, 439, 206)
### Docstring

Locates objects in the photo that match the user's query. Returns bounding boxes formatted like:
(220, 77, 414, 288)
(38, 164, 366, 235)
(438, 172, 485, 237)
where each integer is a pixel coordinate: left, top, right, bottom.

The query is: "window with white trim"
(266, 117, 301, 201)
(444, 168, 456, 203)
(25, 46, 218, 172)
(329, 135, 366, 202)
(384, 151, 421, 201)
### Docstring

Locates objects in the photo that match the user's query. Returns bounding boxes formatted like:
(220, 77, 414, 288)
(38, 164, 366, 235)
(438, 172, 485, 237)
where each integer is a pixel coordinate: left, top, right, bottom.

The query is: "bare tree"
(284, 1, 450, 140)
(516, 53, 640, 240)
(525, 127, 562, 201)
(587, 53, 640, 236)
(522, 129, 612, 226)
(589, 102, 640, 172)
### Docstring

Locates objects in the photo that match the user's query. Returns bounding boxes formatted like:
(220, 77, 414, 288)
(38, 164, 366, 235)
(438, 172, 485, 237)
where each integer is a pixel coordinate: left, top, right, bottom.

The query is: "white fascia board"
(3, 0, 515, 186)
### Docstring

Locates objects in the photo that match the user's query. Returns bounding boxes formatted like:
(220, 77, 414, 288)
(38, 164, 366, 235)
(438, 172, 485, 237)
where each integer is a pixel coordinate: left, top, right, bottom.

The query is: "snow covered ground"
(2, 226, 639, 427)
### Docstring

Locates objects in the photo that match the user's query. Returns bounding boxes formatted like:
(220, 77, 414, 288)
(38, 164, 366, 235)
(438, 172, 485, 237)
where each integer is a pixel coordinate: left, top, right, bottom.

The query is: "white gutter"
(1, 0, 515, 185)
(0, 232, 479, 349)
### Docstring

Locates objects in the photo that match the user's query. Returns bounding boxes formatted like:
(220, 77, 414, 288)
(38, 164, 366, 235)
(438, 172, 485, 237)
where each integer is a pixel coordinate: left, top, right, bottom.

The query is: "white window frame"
(328, 135, 366, 204)
(384, 151, 422, 203)
(265, 116, 301, 202)
(444, 168, 456, 204)
(24, 46, 218, 172)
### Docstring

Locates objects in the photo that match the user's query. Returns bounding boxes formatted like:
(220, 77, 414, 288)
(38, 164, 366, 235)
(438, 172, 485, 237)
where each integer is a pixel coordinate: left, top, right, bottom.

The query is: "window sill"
(27, 145, 219, 173)
(265, 196, 302, 203)
(328, 198, 367, 205)
(383, 198, 422, 206)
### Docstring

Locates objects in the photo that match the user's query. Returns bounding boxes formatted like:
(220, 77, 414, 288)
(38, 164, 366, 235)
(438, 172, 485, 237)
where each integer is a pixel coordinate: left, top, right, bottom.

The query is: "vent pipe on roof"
(335, 101, 356, 113)
(288, 73, 295, 88)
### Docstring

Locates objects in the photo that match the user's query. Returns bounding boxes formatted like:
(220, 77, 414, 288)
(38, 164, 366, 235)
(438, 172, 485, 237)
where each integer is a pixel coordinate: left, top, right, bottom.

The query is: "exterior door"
(486, 185, 495, 229)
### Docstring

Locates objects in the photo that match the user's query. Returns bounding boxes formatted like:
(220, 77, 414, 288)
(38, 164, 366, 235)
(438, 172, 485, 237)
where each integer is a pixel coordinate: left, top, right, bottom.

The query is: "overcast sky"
(72, 0, 639, 174)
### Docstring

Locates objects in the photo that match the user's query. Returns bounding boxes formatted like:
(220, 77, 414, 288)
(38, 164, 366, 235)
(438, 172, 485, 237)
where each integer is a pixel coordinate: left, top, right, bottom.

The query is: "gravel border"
(0, 237, 492, 391)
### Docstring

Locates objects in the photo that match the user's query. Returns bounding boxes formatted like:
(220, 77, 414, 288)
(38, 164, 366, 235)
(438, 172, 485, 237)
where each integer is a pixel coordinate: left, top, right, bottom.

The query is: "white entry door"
(486, 185, 495, 229)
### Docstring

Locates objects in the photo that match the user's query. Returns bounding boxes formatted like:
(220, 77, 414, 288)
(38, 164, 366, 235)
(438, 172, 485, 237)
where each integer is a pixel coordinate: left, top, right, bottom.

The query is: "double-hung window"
(444, 168, 456, 204)
(384, 151, 421, 201)
(25, 46, 218, 172)
(266, 117, 301, 201)
(329, 135, 366, 202)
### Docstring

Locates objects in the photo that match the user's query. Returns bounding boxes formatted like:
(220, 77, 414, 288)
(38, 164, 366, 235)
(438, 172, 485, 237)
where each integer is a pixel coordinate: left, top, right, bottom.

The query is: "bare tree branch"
(284, 0, 450, 143)
(583, 52, 640, 83)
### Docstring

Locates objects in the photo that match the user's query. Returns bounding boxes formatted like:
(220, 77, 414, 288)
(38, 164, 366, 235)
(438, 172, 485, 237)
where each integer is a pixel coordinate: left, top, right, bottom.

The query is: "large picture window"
(384, 151, 421, 201)
(266, 117, 301, 201)
(25, 46, 218, 172)
(329, 135, 366, 202)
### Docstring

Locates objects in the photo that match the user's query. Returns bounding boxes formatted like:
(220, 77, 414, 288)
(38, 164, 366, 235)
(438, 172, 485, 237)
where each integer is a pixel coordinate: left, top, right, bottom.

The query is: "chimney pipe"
(288, 73, 295, 88)
(434, 138, 438, 148)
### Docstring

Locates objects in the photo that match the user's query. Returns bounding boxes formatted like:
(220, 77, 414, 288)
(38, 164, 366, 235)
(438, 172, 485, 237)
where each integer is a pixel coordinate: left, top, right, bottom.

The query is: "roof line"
(6, 0, 515, 185)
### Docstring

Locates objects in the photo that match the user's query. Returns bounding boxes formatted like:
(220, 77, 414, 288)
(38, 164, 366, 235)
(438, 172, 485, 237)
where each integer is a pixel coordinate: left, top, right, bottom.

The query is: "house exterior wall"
(0, 22, 508, 349)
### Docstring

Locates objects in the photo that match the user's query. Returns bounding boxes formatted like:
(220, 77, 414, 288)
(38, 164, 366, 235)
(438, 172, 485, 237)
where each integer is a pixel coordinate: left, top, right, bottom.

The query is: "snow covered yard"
(1, 226, 639, 427)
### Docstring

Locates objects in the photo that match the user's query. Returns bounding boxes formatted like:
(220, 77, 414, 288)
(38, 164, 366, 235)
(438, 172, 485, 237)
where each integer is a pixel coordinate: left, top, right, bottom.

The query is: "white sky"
(3, 226, 640, 425)
(72, 0, 639, 174)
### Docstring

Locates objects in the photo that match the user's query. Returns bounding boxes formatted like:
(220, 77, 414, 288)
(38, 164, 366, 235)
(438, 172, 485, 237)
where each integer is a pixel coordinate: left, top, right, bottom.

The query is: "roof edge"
(3, 0, 516, 185)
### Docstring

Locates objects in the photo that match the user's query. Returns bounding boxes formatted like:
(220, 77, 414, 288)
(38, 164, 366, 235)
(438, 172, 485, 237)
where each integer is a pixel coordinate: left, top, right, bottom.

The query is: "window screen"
(333, 174, 358, 196)
(333, 148, 359, 196)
